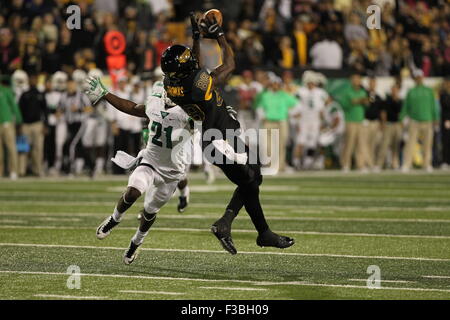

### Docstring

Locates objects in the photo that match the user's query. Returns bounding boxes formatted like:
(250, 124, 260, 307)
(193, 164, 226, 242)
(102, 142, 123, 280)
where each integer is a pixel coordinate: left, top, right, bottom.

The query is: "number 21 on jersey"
(150, 121, 173, 149)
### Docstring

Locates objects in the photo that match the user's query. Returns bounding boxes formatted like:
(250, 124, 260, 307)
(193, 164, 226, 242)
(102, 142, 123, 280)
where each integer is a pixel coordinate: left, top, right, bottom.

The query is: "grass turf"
(0, 171, 449, 300)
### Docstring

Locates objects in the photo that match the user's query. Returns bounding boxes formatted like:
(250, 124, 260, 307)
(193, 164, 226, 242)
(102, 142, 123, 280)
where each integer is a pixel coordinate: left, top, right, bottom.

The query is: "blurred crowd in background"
(0, 0, 449, 179)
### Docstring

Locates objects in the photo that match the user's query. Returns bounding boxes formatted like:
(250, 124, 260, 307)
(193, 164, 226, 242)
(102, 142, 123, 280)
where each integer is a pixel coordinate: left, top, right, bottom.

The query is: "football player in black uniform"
(161, 13, 294, 254)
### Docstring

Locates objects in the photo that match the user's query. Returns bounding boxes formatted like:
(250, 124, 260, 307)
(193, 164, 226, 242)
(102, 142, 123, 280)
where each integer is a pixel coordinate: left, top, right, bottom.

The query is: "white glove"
(84, 76, 109, 105)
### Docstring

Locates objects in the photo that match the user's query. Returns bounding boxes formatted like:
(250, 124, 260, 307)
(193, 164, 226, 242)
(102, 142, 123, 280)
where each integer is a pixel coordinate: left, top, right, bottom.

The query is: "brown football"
(203, 9, 223, 26)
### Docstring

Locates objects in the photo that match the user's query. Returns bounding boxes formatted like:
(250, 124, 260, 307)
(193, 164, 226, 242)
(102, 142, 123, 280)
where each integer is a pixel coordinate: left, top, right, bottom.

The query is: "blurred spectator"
(110, 76, 142, 174)
(256, 73, 298, 173)
(278, 36, 295, 69)
(344, 12, 368, 42)
(237, 70, 260, 131)
(0, 28, 20, 74)
(41, 41, 61, 75)
(22, 42, 41, 75)
(44, 76, 60, 172)
(291, 72, 328, 170)
(376, 83, 403, 170)
(42, 12, 57, 42)
(339, 74, 369, 172)
(58, 78, 91, 175)
(18, 73, 46, 176)
(291, 18, 307, 67)
(400, 71, 439, 172)
(363, 77, 383, 169)
(0, 76, 22, 179)
(310, 33, 343, 69)
(439, 78, 450, 169)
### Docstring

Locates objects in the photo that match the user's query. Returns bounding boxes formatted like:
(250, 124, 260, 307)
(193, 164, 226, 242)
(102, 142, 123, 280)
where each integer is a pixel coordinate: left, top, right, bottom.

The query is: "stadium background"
(0, 0, 450, 302)
(0, 0, 449, 177)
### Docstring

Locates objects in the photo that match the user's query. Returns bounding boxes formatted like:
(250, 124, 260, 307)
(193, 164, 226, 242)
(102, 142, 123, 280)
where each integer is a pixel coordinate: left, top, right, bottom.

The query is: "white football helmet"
(11, 69, 29, 92)
(51, 71, 68, 91)
(72, 69, 87, 87)
(301, 70, 316, 85)
(87, 68, 103, 79)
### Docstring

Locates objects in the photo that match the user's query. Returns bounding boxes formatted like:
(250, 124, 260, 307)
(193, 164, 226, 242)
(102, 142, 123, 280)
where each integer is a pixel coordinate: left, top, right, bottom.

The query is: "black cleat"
(96, 216, 119, 240)
(123, 241, 140, 265)
(211, 218, 237, 255)
(256, 230, 295, 249)
(177, 196, 188, 213)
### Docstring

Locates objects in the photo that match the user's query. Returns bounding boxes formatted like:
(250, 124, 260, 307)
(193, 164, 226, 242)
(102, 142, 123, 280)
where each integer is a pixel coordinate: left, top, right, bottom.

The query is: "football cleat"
(256, 230, 295, 249)
(177, 196, 189, 213)
(96, 216, 119, 240)
(123, 241, 140, 265)
(211, 218, 237, 255)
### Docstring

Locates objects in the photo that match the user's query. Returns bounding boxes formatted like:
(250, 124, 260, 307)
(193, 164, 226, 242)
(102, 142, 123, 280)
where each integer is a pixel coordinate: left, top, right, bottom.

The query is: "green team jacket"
(0, 85, 22, 124)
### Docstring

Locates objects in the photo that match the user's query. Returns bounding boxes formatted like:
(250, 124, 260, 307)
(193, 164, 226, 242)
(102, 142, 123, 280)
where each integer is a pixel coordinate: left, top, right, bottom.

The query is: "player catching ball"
(160, 10, 295, 254)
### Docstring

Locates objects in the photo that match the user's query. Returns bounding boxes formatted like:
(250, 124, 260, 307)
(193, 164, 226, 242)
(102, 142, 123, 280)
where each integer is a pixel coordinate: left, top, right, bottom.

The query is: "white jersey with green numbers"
(142, 85, 192, 181)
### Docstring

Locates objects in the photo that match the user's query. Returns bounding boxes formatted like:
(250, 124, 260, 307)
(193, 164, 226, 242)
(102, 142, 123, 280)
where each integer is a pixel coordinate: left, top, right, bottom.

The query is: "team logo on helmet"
(178, 49, 191, 63)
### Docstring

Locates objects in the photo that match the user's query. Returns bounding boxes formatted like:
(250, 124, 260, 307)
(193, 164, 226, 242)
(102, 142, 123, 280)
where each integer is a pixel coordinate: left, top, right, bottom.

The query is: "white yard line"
(0, 219, 26, 224)
(1, 271, 448, 294)
(0, 242, 448, 262)
(1, 211, 450, 223)
(2, 195, 450, 204)
(118, 290, 184, 295)
(199, 286, 267, 291)
(348, 279, 414, 284)
(35, 217, 82, 222)
(0, 225, 448, 240)
(422, 275, 450, 279)
(34, 294, 107, 299)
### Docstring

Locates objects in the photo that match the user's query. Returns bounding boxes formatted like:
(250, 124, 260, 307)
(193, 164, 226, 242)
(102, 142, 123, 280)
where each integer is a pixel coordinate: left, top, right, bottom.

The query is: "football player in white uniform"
(85, 78, 193, 264)
(292, 72, 329, 169)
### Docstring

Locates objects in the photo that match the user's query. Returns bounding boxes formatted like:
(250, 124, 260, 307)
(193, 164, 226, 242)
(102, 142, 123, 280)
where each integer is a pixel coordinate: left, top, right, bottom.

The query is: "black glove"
(190, 12, 201, 40)
(199, 16, 224, 39)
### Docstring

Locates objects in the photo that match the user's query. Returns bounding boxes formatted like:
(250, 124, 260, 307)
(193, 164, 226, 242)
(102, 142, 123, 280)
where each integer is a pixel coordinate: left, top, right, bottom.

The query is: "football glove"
(226, 105, 238, 120)
(199, 16, 224, 39)
(85, 76, 109, 105)
(190, 12, 201, 40)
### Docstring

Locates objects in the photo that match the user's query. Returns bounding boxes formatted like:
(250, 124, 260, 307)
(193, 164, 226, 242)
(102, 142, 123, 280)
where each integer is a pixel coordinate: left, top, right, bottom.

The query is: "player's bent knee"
(124, 187, 141, 204)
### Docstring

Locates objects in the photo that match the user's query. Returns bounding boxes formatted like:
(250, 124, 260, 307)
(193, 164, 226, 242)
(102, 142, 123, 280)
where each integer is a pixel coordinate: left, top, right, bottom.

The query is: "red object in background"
(104, 31, 127, 88)
(155, 40, 172, 66)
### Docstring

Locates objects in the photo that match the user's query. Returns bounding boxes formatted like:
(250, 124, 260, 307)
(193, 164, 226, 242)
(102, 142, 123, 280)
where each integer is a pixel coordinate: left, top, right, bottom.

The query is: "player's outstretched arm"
(200, 17, 235, 86)
(190, 12, 201, 65)
(85, 76, 147, 118)
(104, 93, 147, 118)
(211, 35, 235, 86)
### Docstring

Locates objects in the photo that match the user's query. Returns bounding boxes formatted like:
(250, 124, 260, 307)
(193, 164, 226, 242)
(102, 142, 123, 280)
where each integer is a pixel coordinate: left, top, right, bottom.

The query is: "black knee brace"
(142, 211, 156, 222)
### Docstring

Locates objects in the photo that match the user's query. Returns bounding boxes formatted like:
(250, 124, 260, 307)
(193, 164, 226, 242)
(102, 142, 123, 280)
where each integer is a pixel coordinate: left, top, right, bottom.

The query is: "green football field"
(0, 171, 449, 300)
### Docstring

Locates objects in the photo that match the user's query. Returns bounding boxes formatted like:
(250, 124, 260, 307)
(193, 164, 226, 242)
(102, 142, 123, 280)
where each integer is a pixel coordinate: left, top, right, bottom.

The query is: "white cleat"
(96, 216, 119, 240)
(123, 241, 140, 265)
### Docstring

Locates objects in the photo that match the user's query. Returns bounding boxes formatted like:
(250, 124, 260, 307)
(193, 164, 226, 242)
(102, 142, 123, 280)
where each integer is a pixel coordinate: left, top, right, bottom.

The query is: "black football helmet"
(161, 45, 199, 80)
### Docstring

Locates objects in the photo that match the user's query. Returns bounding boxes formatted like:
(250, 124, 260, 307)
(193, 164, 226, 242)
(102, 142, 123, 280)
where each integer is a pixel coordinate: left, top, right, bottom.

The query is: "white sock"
(131, 230, 148, 246)
(179, 185, 190, 198)
(112, 206, 123, 222)
(75, 158, 84, 174)
(95, 158, 105, 174)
